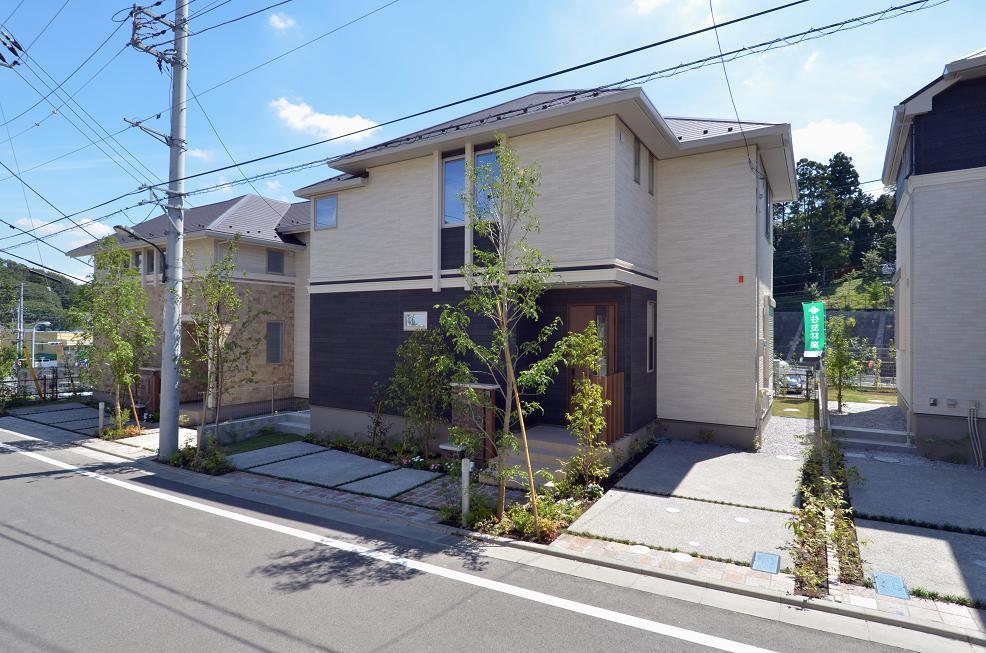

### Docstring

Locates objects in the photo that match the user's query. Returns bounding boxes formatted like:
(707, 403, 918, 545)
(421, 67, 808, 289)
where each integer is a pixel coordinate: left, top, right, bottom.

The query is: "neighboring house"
(68, 194, 311, 421)
(882, 49, 986, 462)
(293, 88, 796, 449)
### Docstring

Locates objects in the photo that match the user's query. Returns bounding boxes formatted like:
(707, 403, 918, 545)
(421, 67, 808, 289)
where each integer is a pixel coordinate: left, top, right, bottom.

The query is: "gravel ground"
(759, 415, 813, 458)
(829, 401, 907, 431)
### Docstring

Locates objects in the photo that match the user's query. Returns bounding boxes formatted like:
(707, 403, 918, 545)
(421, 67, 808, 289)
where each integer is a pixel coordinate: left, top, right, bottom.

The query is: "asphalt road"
(0, 432, 904, 653)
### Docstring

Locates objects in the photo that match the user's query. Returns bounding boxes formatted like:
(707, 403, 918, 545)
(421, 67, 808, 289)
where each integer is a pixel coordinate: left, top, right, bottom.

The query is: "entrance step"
(274, 412, 311, 436)
(831, 425, 912, 444)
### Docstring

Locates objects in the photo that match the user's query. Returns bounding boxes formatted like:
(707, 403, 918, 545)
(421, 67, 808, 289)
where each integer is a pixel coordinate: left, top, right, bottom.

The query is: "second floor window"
(267, 249, 285, 274)
(315, 195, 337, 230)
(634, 137, 641, 184)
(145, 250, 155, 275)
(444, 150, 500, 226)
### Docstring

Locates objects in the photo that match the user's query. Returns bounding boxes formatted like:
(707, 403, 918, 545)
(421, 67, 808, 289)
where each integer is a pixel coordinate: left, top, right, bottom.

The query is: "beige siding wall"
(755, 157, 774, 409)
(906, 172, 986, 419)
(510, 117, 617, 264)
(614, 119, 659, 274)
(309, 155, 434, 283)
(293, 238, 310, 398)
(226, 242, 298, 277)
(894, 198, 913, 411)
(655, 147, 758, 428)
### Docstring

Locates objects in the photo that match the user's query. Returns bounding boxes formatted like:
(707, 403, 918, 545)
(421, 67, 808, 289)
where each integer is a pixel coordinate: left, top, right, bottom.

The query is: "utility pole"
(130, 2, 189, 459)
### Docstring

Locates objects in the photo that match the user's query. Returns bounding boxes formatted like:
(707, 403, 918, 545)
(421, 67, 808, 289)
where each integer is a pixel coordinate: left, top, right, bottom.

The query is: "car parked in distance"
(783, 374, 805, 394)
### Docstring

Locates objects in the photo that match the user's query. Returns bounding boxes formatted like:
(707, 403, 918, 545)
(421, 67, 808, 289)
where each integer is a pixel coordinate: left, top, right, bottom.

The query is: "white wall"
(906, 169, 986, 418)
(293, 237, 310, 398)
(655, 147, 759, 428)
(614, 118, 659, 276)
(894, 196, 913, 411)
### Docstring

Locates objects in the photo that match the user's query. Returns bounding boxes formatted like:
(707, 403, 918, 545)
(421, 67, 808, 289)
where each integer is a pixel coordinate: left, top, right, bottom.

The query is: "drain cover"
(874, 572, 909, 599)
(751, 552, 781, 574)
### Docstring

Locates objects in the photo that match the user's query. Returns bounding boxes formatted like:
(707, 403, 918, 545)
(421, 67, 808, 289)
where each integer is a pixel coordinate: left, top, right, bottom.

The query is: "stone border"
(466, 532, 986, 646)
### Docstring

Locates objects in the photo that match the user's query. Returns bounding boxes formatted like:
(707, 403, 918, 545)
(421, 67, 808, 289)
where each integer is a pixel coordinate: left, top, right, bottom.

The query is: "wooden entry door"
(566, 303, 624, 442)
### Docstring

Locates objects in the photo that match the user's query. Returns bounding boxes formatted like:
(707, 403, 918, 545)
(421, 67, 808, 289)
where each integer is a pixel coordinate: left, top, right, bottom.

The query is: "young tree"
(182, 236, 268, 442)
(824, 316, 862, 412)
(440, 135, 560, 528)
(558, 325, 610, 488)
(387, 329, 455, 455)
(72, 238, 156, 431)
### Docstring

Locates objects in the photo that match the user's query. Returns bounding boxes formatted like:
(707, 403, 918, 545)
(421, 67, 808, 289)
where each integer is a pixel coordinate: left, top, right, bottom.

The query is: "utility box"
(450, 382, 498, 464)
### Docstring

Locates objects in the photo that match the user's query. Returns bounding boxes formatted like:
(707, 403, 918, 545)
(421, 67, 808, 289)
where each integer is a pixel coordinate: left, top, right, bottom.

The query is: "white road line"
(0, 440, 778, 653)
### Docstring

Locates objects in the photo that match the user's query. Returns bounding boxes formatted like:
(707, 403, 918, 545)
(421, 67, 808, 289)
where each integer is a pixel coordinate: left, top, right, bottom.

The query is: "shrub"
(168, 443, 233, 475)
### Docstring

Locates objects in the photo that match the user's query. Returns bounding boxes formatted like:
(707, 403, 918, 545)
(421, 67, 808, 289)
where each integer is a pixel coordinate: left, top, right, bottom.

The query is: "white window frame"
(314, 194, 338, 230)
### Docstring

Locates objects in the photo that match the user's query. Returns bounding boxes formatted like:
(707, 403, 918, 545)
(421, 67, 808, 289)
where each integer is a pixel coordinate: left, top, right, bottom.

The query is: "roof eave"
(294, 175, 367, 199)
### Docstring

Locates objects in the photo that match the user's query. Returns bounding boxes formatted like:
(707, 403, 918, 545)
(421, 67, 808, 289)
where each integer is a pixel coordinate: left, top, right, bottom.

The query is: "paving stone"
(14, 407, 99, 425)
(569, 490, 793, 568)
(6, 402, 89, 416)
(615, 441, 801, 511)
(226, 441, 326, 469)
(249, 450, 396, 487)
(337, 467, 441, 498)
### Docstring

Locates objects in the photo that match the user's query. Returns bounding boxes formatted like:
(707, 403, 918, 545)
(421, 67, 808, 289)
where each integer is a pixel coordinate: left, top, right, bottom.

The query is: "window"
(145, 249, 155, 274)
(646, 300, 656, 373)
(633, 137, 641, 184)
(315, 195, 337, 229)
(266, 249, 285, 274)
(445, 150, 500, 225)
(132, 251, 142, 271)
(474, 149, 499, 218)
(266, 321, 283, 364)
(443, 157, 465, 226)
(648, 153, 655, 196)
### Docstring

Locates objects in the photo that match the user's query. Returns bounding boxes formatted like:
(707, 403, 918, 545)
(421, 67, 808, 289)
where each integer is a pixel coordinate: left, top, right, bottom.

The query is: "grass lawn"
(220, 432, 302, 456)
(831, 387, 897, 405)
(772, 397, 816, 419)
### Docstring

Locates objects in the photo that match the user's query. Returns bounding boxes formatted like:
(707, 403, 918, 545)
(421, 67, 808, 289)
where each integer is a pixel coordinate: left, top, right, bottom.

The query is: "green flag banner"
(803, 302, 825, 357)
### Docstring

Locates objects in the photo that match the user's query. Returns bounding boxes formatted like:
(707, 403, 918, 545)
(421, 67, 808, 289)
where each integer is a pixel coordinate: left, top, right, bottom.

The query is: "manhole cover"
(665, 507, 680, 513)
(734, 517, 750, 524)
(751, 551, 781, 574)
(874, 455, 901, 464)
(670, 552, 693, 562)
(776, 455, 798, 461)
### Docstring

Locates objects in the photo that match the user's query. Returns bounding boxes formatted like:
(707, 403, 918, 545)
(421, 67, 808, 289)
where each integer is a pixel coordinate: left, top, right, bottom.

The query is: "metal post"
(157, 0, 189, 461)
(98, 401, 105, 437)
(460, 457, 470, 525)
(271, 384, 275, 416)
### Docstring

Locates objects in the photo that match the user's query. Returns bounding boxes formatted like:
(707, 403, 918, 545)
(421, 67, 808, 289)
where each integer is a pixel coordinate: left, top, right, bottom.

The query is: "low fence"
(0, 367, 92, 402)
(184, 383, 307, 426)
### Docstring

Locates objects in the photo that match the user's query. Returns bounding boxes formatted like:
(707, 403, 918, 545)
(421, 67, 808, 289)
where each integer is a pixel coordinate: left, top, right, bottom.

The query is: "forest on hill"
(0, 259, 81, 330)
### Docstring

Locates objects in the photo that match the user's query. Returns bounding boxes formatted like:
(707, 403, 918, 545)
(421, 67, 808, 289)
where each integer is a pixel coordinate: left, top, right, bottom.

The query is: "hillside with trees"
(0, 259, 81, 330)
(773, 152, 896, 310)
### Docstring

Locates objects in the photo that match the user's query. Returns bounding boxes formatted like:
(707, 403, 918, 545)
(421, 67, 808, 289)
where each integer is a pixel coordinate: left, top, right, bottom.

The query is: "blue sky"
(0, 0, 982, 281)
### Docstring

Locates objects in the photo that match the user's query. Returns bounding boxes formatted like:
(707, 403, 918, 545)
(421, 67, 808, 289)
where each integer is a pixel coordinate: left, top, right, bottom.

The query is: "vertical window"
(648, 153, 655, 196)
(474, 150, 499, 218)
(266, 249, 285, 274)
(145, 249, 155, 274)
(596, 306, 609, 376)
(633, 137, 641, 184)
(315, 195, 337, 229)
(266, 321, 283, 364)
(132, 251, 142, 272)
(443, 157, 465, 226)
(646, 300, 656, 373)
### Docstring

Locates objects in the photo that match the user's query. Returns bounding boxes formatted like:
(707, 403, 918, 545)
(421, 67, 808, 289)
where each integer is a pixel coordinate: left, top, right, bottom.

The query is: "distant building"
(882, 48, 986, 463)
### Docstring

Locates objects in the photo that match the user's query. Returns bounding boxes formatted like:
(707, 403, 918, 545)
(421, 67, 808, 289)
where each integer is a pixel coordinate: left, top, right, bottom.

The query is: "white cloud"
(268, 12, 295, 30)
(216, 175, 233, 195)
(186, 148, 213, 160)
(632, 0, 717, 24)
(264, 180, 282, 192)
(269, 97, 379, 142)
(632, 0, 670, 14)
(793, 119, 882, 178)
(802, 51, 821, 73)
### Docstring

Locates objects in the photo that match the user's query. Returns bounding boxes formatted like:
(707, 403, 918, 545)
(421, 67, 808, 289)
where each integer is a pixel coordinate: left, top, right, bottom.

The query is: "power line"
(147, 0, 813, 192)
(191, 0, 296, 36)
(0, 249, 87, 283)
(23, 0, 70, 52)
(0, 98, 48, 268)
(2, 1, 26, 24)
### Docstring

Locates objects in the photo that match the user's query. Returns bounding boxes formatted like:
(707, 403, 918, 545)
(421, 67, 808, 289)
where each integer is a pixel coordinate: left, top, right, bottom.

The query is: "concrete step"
(276, 422, 311, 436)
(835, 436, 917, 454)
(831, 425, 912, 445)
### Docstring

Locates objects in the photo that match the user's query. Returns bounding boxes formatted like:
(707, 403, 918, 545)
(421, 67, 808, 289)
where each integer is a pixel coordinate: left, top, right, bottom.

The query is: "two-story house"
(294, 88, 796, 450)
(68, 194, 312, 423)
(882, 49, 986, 464)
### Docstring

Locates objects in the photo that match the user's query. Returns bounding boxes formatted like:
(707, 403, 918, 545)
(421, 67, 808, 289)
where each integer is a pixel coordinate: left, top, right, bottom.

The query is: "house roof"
(882, 48, 986, 184)
(295, 87, 797, 201)
(67, 194, 310, 257)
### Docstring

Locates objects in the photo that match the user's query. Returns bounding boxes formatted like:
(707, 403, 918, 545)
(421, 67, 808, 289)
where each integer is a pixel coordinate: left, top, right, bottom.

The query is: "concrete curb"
(467, 532, 986, 647)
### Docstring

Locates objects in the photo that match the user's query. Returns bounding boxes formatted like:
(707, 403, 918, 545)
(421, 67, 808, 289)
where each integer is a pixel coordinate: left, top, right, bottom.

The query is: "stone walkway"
(829, 401, 908, 431)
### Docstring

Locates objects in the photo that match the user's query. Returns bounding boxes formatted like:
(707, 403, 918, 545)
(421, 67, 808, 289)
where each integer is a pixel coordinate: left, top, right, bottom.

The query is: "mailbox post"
(439, 442, 469, 526)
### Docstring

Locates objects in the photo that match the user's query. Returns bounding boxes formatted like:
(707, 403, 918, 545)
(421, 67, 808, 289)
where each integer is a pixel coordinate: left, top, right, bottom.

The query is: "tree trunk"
(504, 341, 540, 539)
(127, 383, 142, 435)
(114, 384, 122, 430)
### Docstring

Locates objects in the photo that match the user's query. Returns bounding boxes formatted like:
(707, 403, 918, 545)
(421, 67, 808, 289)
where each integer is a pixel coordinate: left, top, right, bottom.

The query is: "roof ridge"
(663, 116, 777, 125)
(210, 193, 253, 229)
